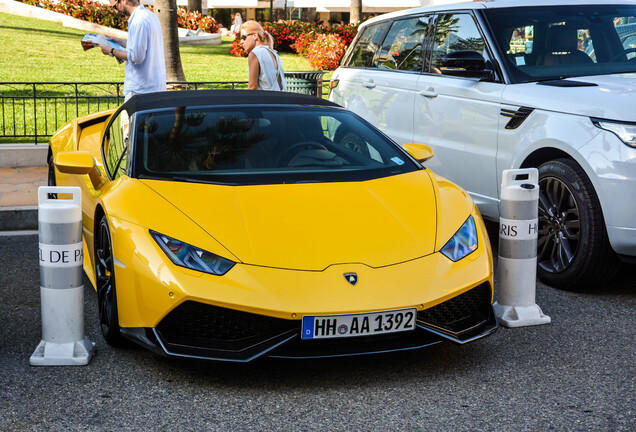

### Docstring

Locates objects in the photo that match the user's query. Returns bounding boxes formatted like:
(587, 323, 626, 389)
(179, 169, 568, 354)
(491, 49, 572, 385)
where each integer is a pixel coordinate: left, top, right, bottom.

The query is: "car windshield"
(483, 4, 636, 83)
(131, 106, 419, 185)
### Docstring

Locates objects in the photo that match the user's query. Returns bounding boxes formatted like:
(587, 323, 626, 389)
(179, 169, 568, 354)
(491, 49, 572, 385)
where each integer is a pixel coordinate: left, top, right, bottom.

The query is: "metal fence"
(0, 72, 328, 144)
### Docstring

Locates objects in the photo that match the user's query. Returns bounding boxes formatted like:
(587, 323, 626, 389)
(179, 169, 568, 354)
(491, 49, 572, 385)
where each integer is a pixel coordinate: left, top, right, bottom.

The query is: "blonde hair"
(241, 20, 274, 50)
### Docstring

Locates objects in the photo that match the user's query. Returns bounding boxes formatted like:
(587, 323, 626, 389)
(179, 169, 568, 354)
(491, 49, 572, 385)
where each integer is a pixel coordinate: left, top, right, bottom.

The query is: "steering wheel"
(334, 128, 369, 156)
(278, 141, 328, 166)
(609, 47, 636, 62)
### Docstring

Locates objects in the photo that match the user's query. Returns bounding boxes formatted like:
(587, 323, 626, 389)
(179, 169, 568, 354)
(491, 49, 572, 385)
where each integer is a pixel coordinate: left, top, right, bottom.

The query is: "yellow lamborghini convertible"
(48, 90, 497, 362)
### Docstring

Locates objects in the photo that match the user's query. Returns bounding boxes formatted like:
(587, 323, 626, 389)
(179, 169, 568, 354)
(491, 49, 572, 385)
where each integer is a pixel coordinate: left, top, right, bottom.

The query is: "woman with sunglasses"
(240, 21, 286, 91)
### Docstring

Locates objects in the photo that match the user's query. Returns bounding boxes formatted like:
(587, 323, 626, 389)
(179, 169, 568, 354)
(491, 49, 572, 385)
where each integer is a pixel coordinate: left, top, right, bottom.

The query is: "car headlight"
(150, 231, 235, 276)
(440, 215, 478, 262)
(593, 119, 636, 148)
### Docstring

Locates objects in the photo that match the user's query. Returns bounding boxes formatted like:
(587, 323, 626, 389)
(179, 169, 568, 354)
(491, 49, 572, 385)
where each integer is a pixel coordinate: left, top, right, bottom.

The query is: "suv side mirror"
(440, 50, 493, 79)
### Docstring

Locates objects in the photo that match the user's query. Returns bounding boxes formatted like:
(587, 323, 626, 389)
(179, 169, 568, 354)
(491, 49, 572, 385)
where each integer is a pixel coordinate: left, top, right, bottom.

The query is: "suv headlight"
(441, 216, 478, 262)
(592, 119, 636, 148)
(151, 231, 235, 275)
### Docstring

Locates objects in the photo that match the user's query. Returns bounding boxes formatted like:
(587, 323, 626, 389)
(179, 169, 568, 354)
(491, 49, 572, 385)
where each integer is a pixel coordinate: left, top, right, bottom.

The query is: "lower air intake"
(417, 282, 493, 341)
(156, 301, 297, 358)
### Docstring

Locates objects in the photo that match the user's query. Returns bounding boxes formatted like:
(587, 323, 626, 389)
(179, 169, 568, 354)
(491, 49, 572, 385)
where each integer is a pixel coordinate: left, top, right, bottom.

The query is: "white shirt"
(124, 4, 166, 100)
(251, 46, 286, 91)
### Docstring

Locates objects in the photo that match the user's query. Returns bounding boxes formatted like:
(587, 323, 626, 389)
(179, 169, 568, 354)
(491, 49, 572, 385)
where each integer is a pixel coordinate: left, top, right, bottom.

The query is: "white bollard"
(493, 168, 551, 328)
(30, 186, 95, 366)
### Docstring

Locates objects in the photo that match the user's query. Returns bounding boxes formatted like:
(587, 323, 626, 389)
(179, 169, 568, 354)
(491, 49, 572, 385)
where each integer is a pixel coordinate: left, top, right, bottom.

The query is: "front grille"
(155, 301, 297, 359)
(417, 283, 492, 341)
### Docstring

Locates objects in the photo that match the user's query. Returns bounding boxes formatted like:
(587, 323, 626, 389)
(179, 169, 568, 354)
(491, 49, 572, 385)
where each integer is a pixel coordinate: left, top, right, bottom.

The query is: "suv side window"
(430, 13, 487, 74)
(376, 16, 431, 72)
(103, 110, 130, 180)
(345, 21, 390, 68)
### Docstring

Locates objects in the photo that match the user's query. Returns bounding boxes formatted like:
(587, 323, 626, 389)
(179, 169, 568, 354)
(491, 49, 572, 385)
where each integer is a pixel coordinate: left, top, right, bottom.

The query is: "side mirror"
(403, 143, 434, 163)
(55, 151, 105, 189)
(440, 50, 493, 79)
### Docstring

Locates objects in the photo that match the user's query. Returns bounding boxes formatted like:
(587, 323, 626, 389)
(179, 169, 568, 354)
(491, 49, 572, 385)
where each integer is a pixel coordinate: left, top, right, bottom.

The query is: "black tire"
(537, 159, 620, 290)
(47, 151, 57, 199)
(95, 215, 124, 345)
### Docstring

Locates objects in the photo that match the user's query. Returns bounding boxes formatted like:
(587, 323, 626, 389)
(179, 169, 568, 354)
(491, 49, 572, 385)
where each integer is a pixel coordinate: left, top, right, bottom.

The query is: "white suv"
(330, 0, 636, 290)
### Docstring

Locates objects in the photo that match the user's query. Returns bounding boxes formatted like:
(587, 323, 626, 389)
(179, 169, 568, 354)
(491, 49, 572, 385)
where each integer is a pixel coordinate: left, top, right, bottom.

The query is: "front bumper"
(120, 282, 498, 362)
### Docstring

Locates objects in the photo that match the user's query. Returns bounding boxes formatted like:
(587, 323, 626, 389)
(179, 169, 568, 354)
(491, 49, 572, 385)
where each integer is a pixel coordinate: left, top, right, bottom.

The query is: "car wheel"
(47, 151, 57, 199)
(537, 159, 619, 290)
(95, 215, 123, 345)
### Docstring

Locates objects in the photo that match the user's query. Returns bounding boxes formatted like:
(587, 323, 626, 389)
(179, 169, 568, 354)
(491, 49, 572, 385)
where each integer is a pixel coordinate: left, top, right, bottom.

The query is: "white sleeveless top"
(251, 46, 287, 91)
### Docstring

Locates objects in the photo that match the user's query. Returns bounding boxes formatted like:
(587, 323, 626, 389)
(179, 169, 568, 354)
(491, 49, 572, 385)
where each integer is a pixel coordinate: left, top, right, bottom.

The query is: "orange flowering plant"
(229, 20, 357, 70)
(305, 34, 347, 70)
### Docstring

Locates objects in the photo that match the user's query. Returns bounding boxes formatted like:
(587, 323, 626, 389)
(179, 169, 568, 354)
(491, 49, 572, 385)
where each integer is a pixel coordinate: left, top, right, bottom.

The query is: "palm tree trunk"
(187, 0, 202, 14)
(350, 0, 362, 24)
(155, 0, 186, 83)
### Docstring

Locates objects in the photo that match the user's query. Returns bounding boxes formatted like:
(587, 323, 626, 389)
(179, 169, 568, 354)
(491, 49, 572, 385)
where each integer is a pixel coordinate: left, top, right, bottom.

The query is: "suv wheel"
(537, 159, 619, 290)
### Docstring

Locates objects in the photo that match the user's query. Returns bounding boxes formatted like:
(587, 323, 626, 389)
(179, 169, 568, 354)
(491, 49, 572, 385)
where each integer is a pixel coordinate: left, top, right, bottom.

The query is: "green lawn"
(0, 11, 312, 82)
(0, 11, 330, 143)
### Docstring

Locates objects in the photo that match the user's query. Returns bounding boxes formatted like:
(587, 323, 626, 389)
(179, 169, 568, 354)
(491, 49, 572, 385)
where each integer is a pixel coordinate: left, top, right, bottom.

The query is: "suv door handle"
(419, 88, 438, 98)
(362, 80, 376, 89)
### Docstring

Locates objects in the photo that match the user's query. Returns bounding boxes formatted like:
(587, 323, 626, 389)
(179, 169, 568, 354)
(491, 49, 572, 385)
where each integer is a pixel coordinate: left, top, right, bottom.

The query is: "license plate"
(301, 308, 417, 340)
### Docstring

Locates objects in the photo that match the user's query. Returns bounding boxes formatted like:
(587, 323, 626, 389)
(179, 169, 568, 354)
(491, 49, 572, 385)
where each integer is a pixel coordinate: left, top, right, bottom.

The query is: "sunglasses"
(241, 33, 255, 41)
(112, 0, 120, 10)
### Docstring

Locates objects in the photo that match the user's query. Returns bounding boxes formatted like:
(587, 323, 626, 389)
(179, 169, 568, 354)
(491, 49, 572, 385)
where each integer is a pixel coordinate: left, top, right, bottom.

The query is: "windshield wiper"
(138, 174, 205, 183)
(171, 176, 198, 183)
(137, 173, 166, 181)
(172, 176, 239, 186)
(536, 76, 598, 87)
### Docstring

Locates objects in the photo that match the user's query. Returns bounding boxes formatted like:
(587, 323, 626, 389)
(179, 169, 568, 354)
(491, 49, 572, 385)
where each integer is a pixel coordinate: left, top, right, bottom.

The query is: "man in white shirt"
(100, 0, 166, 101)
(233, 12, 242, 36)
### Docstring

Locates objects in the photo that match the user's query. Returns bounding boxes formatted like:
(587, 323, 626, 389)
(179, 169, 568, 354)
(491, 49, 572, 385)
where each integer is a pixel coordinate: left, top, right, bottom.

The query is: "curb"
(0, 145, 46, 231)
(0, 206, 38, 231)
(0, 144, 48, 168)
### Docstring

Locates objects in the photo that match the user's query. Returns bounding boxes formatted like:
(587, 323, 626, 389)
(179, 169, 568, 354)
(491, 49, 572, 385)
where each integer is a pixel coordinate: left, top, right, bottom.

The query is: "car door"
(354, 15, 433, 146)
(334, 16, 433, 147)
(332, 20, 390, 126)
(80, 109, 130, 258)
(414, 12, 504, 219)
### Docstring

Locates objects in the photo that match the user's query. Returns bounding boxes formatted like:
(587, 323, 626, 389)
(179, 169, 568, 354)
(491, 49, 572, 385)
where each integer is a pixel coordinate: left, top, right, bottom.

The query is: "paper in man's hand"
(81, 33, 125, 64)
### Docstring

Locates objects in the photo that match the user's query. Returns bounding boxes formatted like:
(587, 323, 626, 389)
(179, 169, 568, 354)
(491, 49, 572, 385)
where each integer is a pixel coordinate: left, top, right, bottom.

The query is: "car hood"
(502, 73, 636, 122)
(141, 171, 438, 271)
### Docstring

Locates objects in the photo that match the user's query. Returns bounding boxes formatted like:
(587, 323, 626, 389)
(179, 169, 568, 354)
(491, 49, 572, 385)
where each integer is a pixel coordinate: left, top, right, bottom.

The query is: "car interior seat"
(242, 117, 283, 169)
(541, 26, 594, 66)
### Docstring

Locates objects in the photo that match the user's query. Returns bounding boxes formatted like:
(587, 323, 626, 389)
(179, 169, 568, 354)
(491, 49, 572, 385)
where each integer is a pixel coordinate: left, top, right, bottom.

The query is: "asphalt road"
(0, 230, 634, 431)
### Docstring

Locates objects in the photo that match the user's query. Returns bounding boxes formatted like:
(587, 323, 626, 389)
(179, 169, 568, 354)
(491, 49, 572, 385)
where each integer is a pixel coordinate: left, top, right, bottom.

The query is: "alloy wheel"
(537, 176, 581, 274)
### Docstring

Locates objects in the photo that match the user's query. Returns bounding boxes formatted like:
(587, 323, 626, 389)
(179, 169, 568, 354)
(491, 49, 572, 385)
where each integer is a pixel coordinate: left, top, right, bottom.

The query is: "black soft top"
(120, 89, 340, 115)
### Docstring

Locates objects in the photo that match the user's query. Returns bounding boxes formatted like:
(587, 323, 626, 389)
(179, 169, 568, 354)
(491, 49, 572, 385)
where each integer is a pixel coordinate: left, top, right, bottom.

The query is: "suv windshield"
(131, 106, 418, 185)
(484, 4, 636, 83)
